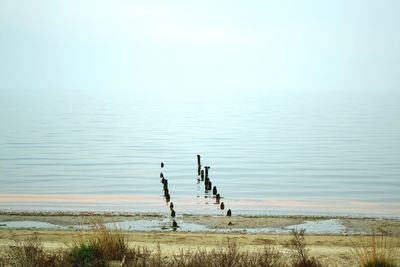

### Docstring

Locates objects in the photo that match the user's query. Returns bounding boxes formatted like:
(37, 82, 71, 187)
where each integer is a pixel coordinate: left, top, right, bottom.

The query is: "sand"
(1, 229, 400, 266)
(1, 211, 400, 234)
(1, 212, 400, 266)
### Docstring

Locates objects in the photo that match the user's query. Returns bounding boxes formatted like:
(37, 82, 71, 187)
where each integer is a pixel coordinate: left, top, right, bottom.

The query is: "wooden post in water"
(163, 179, 168, 191)
(227, 209, 232, 217)
(197, 155, 201, 175)
(201, 170, 204, 181)
(212, 186, 217, 195)
(205, 180, 212, 191)
(205, 166, 210, 180)
(197, 155, 201, 167)
(220, 202, 225, 210)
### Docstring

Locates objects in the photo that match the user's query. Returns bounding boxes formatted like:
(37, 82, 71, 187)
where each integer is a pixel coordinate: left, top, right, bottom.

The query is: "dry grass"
(67, 219, 128, 266)
(352, 233, 399, 267)
(0, 233, 290, 267)
(2, 234, 70, 267)
(284, 229, 324, 267)
(88, 222, 127, 261)
(3, 224, 398, 267)
(121, 238, 287, 267)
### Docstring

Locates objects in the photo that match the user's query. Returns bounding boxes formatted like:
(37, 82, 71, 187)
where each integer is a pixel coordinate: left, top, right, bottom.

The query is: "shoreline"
(1, 210, 399, 220)
(1, 211, 400, 236)
(2, 193, 399, 218)
(1, 211, 400, 266)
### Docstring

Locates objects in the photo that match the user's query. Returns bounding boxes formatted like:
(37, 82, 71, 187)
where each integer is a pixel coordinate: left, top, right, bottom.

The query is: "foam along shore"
(0, 211, 400, 235)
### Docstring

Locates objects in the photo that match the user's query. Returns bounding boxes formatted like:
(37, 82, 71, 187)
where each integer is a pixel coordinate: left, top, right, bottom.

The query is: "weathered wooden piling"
(172, 220, 178, 228)
(170, 202, 174, 210)
(216, 193, 220, 203)
(212, 186, 217, 195)
(220, 202, 225, 210)
(171, 209, 176, 218)
(160, 173, 164, 178)
(163, 180, 168, 191)
(227, 209, 232, 217)
(205, 180, 212, 191)
(200, 170, 204, 181)
(205, 166, 210, 180)
(161, 162, 164, 168)
(197, 155, 201, 167)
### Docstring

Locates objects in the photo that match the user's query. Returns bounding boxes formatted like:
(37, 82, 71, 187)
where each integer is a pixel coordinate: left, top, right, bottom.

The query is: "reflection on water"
(0, 220, 65, 229)
(0, 90, 399, 216)
(284, 219, 346, 234)
(105, 219, 208, 232)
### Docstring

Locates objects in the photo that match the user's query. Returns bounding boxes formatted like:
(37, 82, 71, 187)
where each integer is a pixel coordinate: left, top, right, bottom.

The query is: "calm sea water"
(1, 89, 399, 217)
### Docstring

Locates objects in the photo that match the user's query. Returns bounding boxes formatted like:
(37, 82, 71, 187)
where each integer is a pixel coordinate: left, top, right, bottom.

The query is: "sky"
(0, 0, 399, 96)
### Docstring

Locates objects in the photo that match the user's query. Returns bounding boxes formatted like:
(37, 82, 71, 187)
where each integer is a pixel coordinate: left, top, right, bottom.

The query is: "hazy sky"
(1, 0, 399, 95)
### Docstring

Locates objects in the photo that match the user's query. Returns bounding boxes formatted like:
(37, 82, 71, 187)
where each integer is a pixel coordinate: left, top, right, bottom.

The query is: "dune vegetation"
(1, 223, 399, 267)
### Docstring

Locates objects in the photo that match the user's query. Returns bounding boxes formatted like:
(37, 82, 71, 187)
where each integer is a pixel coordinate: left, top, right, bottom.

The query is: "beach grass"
(0, 234, 291, 267)
(352, 232, 399, 267)
(0, 226, 340, 267)
(284, 229, 323, 267)
(1, 216, 400, 266)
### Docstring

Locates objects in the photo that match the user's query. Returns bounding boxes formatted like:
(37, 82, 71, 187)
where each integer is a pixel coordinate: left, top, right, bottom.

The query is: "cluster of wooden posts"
(160, 155, 232, 229)
(197, 155, 232, 217)
(160, 162, 178, 228)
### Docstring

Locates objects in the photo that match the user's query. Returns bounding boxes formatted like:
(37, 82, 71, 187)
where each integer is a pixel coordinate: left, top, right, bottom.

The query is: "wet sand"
(1, 211, 400, 235)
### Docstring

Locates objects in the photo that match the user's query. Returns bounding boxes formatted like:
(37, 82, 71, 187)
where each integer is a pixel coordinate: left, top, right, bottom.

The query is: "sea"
(1, 89, 399, 217)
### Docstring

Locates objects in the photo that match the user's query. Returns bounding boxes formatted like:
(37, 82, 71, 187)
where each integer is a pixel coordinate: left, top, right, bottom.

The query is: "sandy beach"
(1, 212, 400, 266)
